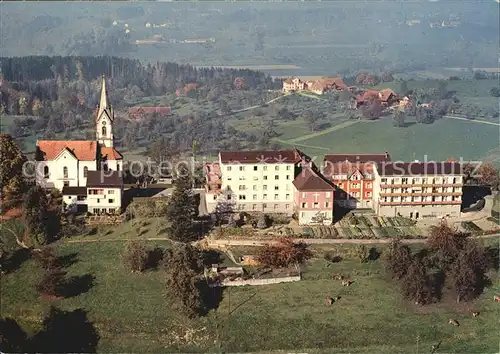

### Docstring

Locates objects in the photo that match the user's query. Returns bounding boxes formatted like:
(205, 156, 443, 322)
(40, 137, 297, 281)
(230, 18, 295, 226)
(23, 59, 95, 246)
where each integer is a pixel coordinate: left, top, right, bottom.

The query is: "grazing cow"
(472, 312, 480, 317)
(448, 319, 460, 326)
(494, 295, 500, 302)
(342, 280, 353, 287)
(333, 273, 344, 280)
(326, 296, 334, 305)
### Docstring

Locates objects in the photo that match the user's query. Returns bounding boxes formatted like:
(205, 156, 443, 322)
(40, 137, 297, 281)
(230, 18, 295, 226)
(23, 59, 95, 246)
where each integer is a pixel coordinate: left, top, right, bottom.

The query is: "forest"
(0, 56, 281, 156)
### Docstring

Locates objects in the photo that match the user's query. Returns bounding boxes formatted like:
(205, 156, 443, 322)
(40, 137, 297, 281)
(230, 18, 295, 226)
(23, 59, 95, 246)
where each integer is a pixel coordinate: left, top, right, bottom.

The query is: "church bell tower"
(96, 74, 114, 148)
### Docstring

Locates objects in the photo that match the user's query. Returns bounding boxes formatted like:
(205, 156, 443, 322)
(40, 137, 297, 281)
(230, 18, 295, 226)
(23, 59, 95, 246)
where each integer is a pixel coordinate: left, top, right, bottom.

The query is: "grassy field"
(2, 228, 499, 352)
(276, 118, 499, 162)
(372, 79, 499, 111)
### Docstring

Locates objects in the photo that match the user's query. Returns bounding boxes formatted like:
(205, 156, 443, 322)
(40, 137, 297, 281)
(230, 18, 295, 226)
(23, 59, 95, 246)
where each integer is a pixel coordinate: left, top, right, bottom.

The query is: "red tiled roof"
(356, 90, 380, 103)
(293, 168, 335, 191)
(379, 89, 396, 102)
(220, 150, 302, 164)
(101, 147, 123, 160)
(36, 140, 98, 161)
(376, 162, 463, 176)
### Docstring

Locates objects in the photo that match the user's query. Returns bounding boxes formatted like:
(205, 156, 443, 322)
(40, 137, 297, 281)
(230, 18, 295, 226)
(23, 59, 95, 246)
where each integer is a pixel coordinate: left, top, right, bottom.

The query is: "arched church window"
(102, 126, 107, 136)
(63, 166, 68, 178)
(44, 166, 49, 178)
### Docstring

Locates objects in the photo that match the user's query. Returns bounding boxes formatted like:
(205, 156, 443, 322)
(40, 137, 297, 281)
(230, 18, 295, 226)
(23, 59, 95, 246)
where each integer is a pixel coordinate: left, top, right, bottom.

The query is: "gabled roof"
(379, 89, 396, 102)
(293, 168, 335, 191)
(53, 147, 79, 161)
(324, 153, 391, 164)
(376, 162, 463, 176)
(220, 150, 302, 164)
(36, 140, 98, 161)
(101, 147, 123, 161)
(86, 170, 123, 187)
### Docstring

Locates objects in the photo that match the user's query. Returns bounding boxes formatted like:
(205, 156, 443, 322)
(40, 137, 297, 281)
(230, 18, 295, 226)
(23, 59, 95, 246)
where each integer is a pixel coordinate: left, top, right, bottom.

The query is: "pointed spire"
(96, 74, 113, 121)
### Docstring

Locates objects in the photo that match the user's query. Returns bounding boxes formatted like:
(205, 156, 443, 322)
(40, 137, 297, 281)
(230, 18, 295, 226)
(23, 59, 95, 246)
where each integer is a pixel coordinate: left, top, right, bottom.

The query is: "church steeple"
(97, 74, 113, 122)
(96, 74, 114, 148)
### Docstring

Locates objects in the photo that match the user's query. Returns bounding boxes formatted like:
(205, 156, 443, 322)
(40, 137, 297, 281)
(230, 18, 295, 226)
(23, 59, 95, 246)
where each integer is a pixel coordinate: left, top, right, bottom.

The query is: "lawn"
(290, 118, 498, 162)
(372, 79, 499, 111)
(2, 237, 498, 353)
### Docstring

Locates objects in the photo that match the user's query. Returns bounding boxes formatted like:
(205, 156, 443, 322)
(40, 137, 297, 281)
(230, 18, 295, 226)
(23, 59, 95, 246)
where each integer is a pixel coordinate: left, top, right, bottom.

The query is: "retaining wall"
(221, 275, 301, 287)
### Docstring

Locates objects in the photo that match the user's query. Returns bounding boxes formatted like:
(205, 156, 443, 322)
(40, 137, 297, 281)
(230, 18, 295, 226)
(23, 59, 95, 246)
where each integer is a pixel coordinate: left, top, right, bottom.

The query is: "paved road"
(443, 115, 500, 126)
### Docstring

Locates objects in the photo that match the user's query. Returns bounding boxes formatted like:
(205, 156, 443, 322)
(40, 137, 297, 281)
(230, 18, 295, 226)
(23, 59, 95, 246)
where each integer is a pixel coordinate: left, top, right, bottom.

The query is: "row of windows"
(43, 165, 119, 179)
(381, 187, 461, 194)
(301, 192, 331, 199)
(88, 189, 115, 195)
(237, 204, 291, 211)
(337, 182, 372, 189)
(219, 193, 292, 201)
(229, 184, 292, 191)
(300, 202, 330, 208)
(382, 196, 460, 202)
(380, 177, 459, 185)
(226, 165, 293, 172)
(227, 175, 291, 181)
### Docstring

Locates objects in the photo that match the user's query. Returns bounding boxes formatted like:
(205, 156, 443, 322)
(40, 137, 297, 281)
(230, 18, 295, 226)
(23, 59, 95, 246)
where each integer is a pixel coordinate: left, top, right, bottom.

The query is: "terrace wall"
(220, 275, 301, 287)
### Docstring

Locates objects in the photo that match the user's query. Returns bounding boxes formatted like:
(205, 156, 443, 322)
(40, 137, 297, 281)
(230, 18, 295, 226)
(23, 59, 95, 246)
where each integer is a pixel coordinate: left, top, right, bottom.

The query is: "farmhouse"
(282, 77, 348, 95)
(35, 75, 125, 214)
(356, 88, 398, 107)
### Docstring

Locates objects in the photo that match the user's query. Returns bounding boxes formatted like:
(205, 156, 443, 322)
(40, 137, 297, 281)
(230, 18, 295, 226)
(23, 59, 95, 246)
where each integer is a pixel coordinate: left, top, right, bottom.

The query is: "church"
(35, 75, 124, 214)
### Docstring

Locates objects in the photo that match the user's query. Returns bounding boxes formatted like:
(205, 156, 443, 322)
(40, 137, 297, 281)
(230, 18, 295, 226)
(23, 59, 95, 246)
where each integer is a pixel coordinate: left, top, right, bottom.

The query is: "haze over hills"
(1, 1, 497, 75)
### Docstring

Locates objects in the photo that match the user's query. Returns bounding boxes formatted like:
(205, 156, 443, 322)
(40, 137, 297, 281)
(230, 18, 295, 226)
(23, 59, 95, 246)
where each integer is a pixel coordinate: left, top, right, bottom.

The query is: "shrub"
(385, 240, 412, 280)
(324, 251, 342, 264)
(352, 245, 369, 263)
(256, 214, 269, 229)
(33, 247, 59, 271)
(256, 237, 312, 268)
(269, 213, 289, 225)
(123, 240, 149, 272)
(37, 269, 67, 297)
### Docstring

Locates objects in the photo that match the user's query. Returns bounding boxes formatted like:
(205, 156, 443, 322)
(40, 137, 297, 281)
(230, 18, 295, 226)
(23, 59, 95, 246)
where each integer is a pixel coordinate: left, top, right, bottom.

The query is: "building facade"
(372, 162, 463, 218)
(85, 170, 123, 215)
(206, 150, 308, 215)
(36, 75, 123, 191)
(292, 168, 335, 225)
(323, 153, 391, 209)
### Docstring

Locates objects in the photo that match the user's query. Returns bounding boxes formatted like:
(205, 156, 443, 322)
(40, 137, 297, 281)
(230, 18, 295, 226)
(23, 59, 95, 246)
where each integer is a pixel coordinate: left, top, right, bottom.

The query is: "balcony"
(380, 183, 462, 188)
(379, 192, 462, 197)
(379, 200, 462, 206)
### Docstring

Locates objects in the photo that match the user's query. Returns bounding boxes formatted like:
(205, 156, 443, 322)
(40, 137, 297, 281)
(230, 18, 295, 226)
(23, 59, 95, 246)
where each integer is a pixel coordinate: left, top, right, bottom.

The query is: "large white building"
(205, 150, 309, 214)
(372, 162, 463, 219)
(35, 75, 123, 191)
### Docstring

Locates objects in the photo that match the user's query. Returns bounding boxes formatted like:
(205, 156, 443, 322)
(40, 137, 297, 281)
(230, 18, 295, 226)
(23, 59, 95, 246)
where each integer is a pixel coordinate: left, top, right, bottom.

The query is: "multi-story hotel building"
(372, 162, 463, 218)
(205, 150, 309, 214)
(323, 153, 391, 209)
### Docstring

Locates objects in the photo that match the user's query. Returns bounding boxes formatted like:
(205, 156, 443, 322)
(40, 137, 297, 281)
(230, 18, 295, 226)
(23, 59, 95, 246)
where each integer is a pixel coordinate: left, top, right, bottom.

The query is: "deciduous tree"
(0, 134, 27, 201)
(23, 186, 50, 247)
